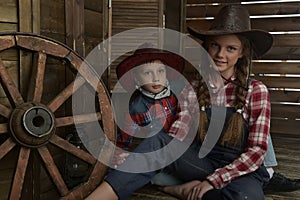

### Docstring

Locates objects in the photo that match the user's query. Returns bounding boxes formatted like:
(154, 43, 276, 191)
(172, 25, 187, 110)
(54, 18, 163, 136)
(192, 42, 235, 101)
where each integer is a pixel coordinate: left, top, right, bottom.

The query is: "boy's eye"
(158, 68, 166, 73)
(143, 71, 152, 75)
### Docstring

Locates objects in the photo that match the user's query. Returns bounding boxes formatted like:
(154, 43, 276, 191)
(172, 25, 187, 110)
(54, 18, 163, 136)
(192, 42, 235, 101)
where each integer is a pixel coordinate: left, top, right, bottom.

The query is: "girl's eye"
(144, 71, 151, 75)
(228, 46, 237, 52)
(210, 42, 219, 48)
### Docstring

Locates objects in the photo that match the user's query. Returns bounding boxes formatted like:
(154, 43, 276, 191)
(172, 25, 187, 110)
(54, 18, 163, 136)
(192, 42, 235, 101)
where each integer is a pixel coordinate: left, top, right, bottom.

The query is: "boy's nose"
(152, 72, 159, 82)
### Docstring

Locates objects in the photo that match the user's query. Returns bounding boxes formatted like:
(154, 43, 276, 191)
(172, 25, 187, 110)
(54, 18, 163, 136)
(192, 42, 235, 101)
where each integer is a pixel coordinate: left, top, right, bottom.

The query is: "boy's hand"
(112, 149, 130, 168)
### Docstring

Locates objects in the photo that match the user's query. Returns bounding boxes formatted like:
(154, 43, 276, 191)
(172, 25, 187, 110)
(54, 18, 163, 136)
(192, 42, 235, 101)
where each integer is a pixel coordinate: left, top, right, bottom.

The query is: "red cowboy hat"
(187, 5, 273, 58)
(116, 43, 184, 91)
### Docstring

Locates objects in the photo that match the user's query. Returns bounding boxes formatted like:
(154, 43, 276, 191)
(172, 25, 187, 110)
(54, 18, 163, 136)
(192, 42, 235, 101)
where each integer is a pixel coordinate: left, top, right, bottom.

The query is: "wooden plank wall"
(38, 1, 107, 199)
(0, 0, 18, 107)
(185, 0, 300, 137)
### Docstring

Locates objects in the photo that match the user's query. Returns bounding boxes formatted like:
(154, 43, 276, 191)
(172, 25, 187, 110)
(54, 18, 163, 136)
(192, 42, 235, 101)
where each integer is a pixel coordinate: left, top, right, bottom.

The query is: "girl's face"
(207, 34, 243, 79)
(135, 60, 167, 94)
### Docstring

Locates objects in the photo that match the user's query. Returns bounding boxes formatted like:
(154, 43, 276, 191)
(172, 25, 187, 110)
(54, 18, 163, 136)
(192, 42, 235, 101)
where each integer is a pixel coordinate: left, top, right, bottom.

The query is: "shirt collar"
(139, 81, 171, 100)
(223, 73, 236, 85)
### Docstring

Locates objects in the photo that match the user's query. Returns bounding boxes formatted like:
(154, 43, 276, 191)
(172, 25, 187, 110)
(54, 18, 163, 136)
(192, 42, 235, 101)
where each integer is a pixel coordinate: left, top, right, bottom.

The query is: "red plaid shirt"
(117, 82, 199, 149)
(117, 92, 181, 149)
(175, 77, 270, 189)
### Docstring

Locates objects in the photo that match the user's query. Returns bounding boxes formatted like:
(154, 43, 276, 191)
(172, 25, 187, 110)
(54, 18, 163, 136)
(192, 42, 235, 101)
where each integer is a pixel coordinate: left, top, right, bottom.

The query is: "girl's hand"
(187, 180, 214, 200)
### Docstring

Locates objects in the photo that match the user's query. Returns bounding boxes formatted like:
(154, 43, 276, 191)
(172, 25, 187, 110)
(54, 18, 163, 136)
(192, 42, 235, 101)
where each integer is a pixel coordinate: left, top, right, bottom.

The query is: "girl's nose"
(217, 48, 225, 57)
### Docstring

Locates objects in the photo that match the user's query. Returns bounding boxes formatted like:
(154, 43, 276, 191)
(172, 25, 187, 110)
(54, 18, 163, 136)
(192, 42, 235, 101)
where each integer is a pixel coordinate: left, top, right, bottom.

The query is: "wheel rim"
(0, 32, 115, 199)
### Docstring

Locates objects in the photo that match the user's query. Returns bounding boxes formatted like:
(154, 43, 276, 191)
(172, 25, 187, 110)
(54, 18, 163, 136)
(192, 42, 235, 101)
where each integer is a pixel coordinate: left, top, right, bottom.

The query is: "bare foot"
(160, 180, 201, 199)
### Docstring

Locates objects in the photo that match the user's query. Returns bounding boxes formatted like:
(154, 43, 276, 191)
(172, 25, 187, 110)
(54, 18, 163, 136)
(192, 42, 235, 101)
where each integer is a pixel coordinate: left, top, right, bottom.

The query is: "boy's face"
(135, 60, 167, 94)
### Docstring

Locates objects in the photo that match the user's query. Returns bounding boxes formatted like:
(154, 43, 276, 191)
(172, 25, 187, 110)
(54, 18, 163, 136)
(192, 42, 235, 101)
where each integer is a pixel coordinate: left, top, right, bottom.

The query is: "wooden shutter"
(109, 0, 163, 92)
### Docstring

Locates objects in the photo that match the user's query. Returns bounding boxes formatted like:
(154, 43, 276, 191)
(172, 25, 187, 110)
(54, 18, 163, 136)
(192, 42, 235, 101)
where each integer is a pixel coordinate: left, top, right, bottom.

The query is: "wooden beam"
(65, 0, 85, 56)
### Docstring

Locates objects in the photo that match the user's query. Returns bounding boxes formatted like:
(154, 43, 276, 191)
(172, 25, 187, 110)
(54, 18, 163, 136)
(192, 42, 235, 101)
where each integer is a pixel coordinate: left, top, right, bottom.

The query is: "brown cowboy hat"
(116, 43, 184, 91)
(187, 5, 273, 58)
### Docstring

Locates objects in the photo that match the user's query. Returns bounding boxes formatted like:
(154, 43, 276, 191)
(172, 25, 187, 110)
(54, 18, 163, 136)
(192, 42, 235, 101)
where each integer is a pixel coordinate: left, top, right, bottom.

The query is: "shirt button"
(164, 107, 167, 110)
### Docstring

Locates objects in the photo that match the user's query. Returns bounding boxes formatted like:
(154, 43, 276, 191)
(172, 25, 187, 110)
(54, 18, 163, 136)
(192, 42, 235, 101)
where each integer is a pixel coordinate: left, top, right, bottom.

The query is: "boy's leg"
(105, 130, 192, 199)
(86, 181, 118, 200)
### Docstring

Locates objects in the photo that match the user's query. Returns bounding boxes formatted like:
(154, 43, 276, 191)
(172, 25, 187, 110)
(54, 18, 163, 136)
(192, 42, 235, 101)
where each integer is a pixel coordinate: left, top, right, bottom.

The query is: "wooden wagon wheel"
(0, 32, 115, 199)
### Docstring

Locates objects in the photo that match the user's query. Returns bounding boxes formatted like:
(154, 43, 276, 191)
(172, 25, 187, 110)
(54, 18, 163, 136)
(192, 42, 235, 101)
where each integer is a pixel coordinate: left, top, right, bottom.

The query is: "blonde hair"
(198, 35, 251, 146)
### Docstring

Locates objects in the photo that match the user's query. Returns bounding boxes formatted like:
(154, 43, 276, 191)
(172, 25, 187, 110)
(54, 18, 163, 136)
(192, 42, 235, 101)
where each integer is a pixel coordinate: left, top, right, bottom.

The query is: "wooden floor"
(129, 134, 300, 200)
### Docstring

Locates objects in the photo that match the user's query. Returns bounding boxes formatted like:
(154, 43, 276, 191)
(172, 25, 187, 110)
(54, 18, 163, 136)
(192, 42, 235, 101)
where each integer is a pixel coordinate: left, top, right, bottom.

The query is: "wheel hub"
(23, 106, 54, 137)
(9, 102, 56, 147)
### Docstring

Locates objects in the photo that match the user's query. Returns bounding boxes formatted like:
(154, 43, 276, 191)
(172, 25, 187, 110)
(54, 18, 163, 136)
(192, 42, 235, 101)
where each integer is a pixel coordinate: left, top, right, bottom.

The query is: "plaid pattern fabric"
(116, 92, 180, 149)
(117, 76, 270, 189)
(206, 77, 271, 189)
(168, 83, 199, 141)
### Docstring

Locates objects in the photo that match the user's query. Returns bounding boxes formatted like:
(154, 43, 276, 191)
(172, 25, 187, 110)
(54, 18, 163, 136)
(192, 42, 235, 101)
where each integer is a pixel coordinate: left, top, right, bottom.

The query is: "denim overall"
(105, 107, 269, 200)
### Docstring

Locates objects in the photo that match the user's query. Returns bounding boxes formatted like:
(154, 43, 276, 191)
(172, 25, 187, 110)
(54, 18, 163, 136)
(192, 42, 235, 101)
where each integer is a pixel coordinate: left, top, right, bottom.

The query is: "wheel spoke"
(0, 123, 8, 134)
(47, 76, 85, 112)
(0, 138, 16, 160)
(67, 52, 100, 92)
(37, 146, 69, 196)
(49, 135, 96, 165)
(27, 52, 47, 102)
(9, 147, 30, 200)
(0, 58, 24, 106)
(0, 103, 11, 118)
(55, 112, 101, 127)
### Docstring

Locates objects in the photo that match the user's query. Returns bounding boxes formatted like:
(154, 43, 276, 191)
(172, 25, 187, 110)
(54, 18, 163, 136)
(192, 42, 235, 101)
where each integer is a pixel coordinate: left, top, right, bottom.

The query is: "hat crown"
(210, 5, 251, 33)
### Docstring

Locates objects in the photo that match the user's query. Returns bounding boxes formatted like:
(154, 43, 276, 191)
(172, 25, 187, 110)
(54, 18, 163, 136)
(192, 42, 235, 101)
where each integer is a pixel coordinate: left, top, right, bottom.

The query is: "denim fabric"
(150, 169, 184, 186)
(105, 131, 177, 199)
(264, 135, 278, 167)
(105, 107, 269, 200)
(105, 132, 268, 200)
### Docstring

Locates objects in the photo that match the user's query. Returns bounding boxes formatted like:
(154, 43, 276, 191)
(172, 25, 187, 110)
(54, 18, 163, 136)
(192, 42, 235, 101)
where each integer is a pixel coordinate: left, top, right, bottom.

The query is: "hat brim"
(188, 26, 273, 58)
(116, 50, 184, 91)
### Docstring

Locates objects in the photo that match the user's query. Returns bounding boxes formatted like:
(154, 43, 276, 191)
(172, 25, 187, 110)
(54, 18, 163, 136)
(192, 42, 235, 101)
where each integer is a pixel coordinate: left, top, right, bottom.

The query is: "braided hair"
(198, 35, 252, 146)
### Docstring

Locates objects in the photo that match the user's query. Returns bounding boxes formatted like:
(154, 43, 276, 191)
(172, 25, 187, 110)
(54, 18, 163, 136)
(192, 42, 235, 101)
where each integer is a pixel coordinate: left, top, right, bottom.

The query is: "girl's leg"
(216, 173, 265, 200)
(159, 142, 216, 198)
